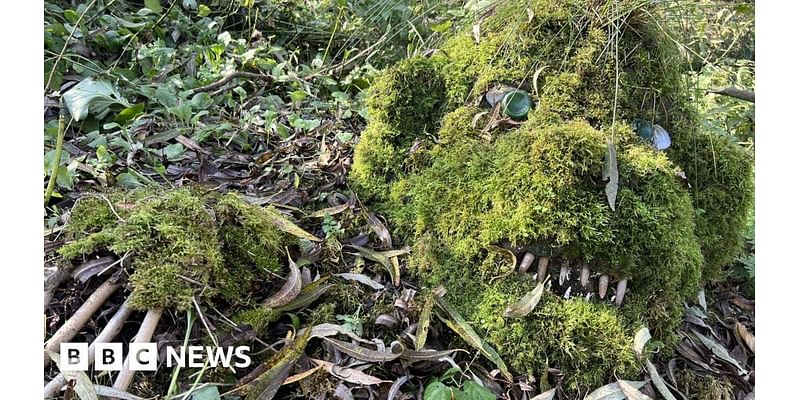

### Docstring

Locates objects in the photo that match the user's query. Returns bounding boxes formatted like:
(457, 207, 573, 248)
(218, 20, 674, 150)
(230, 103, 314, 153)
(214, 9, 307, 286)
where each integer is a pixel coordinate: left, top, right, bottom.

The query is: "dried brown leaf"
(323, 338, 402, 363)
(366, 212, 392, 248)
(584, 380, 646, 400)
(646, 359, 678, 400)
(618, 379, 652, 400)
(246, 328, 311, 400)
(531, 388, 556, 400)
(312, 359, 390, 385)
(633, 327, 651, 358)
(262, 249, 302, 308)
(735, 321, 755, 354)
(308, 204, 350, 218)
(416, 293, 434, 350)
(336, 273, 385, 290)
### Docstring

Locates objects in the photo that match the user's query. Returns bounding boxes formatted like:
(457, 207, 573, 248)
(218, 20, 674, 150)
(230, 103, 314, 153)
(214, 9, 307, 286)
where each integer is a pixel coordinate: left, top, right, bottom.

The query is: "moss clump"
(350, 0, 753, 391)
(59, 187, 291, 310)
(677, 370, 735, 400)
(351, 57, 446, 201)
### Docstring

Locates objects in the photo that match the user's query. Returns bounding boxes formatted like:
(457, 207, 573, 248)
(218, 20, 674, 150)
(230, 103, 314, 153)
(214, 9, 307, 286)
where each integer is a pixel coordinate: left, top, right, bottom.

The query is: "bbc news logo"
(59, 343, 251, 371)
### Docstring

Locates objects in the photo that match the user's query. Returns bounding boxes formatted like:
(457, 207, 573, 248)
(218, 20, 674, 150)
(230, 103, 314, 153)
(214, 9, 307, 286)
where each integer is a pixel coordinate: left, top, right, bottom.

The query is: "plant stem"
(44, 113, 66, 204)
(167, 310, 195, 397)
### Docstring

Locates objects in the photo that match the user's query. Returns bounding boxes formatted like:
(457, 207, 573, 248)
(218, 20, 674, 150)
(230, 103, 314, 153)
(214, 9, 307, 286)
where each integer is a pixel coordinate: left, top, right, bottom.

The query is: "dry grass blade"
(93, 385, 145, 400)
(282, 365, 324, 385)
(531, 388, 556, 400)
(311, 358, 391, 385)
(308, 204, 350, 218)
(273, 277, 333, 313)
(336, 273, 385, 290)
(633, 327, 651, 358)
(246, 328, 311, 400)
(503, 281, 545, 318)
(618, 379, 652, 400)
(416, 293, 434, 350)
(602, 140, 619, 211)
(584, 380, 646, 400)
(265, 209, 320, 242)
(323, 338, 402, 363)
(692, 330, 747, 374)
(435, 296, 512, 381)
(646, 359, 678, 400)
(348, 245, 409, 287)
(263, 249, 302, 307)
(400, 348, 459, 362)
(532, 65, 548, 98)
(366, 212, 392, 248)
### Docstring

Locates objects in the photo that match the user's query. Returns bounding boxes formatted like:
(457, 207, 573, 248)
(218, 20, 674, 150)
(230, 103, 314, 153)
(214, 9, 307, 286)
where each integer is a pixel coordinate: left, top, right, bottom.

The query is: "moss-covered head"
(59, 187, 291, 310)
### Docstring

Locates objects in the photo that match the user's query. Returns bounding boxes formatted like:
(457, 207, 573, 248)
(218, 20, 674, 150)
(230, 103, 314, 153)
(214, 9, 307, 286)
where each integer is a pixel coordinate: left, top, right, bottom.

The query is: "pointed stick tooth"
(580, 262, 590, 288)
(615, 279, 628, 306)
(43, 300, 134, 398)
(536, 256, 550, 282)
(112, 309, 164, 394)
(44, 277, 121, 366)
(519, 252, 535, 273)
(598, 274, 609, 299)
(559, 260, 570, 286)
(563, 286, 571, 299)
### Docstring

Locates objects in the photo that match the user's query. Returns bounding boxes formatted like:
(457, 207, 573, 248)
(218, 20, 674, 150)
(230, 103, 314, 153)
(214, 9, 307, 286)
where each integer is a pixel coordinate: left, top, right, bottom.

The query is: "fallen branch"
(43, 300, 134, 398)
(111, 308, 163, 397)
(707, 87, 755, 103)
(188, 71, 272, 95)
(44, 277, 122, 366)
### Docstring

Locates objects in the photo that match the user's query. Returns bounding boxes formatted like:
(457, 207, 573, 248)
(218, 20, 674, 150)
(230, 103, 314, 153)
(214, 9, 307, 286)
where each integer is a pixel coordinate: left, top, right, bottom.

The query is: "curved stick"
(44, 277, 121, 366)
(536, 257, 549, 283)
(111, 309, 163, 397)
(518, 252, 535, 273)
(43, 300, 134, 398)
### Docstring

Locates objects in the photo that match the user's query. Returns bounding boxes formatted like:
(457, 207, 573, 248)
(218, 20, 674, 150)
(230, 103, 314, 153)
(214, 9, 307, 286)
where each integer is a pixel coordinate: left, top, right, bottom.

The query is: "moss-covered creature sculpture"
(59, 187, 295, 311)
(351, 0, 752, 393)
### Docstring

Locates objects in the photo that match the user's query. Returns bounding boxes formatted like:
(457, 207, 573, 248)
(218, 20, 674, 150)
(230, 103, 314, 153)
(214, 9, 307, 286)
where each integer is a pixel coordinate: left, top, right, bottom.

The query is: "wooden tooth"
(519, 252, 535, 273)
(580, 262, 590, 288)
(536, 256, 550, 282)
(598, 274, 609, 299)
(559, 259, 570, 286)
(615, 279, 628, 306)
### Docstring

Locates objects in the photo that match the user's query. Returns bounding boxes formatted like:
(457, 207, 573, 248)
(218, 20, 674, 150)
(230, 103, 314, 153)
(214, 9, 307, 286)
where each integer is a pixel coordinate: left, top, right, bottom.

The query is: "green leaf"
(289, 90, 307, 103)
(64, 9, 79, 24)
(191, 386, 220, 400)
(164, 143, 185, 160)
(63, 78, 131, 122)
(435, 296, 512, 381)
(115, 103, 145, 124)
(116, 172, 143, 188)
(198, 4, 211, 17)
(424, 381, 462, 400)
(503, 281, 545, 318)
(462, 381, 495, 400)
(144, 0, 162, 13)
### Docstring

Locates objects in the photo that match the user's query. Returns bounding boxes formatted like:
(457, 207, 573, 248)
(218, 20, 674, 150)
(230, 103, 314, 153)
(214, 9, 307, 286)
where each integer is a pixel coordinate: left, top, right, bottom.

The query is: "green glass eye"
(501, 90, 532, 120)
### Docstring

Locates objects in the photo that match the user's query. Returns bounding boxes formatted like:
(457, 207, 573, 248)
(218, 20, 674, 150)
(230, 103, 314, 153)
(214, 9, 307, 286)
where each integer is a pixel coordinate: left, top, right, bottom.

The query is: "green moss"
(350, 0, 753, 391)
(677, 370, 735, 400)
(58, 187, 290, 311)
(232, 307, 279, 335)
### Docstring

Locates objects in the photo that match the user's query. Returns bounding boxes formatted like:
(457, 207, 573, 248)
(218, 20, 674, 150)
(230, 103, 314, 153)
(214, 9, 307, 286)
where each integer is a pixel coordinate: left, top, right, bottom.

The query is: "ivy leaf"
(63, 78, 130, 122)
(462, 381, 496, 400)
(424, 381, 462, 400)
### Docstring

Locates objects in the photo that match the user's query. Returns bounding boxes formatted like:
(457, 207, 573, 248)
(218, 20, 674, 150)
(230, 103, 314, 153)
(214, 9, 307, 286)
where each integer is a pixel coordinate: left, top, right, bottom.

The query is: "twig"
(44, 300, 134, 398)
(188, 72, 273, 95)
(44, 114, 66, 204)
(44, 277, 122, 366)
(44, 0, 98, 92)
(111, 309, 163, 397)
(707, 87, 755, 103)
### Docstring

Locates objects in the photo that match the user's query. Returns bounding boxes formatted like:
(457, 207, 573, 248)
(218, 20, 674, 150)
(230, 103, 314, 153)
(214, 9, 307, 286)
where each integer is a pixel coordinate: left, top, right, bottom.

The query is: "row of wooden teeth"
(518, 253, 628, 306)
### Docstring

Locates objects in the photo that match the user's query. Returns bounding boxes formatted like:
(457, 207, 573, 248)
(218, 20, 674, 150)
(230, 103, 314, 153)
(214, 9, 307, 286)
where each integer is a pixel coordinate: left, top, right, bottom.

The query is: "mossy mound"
(59, 187, 293, 310)
(350, 0, 753, 391)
